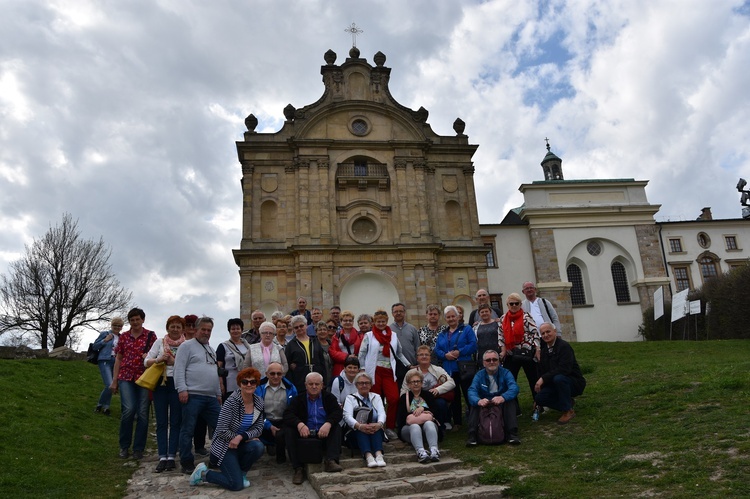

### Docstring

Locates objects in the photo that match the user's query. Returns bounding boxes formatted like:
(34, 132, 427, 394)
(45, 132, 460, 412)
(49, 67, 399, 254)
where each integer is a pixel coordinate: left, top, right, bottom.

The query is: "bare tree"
(0, 213, 132, 350)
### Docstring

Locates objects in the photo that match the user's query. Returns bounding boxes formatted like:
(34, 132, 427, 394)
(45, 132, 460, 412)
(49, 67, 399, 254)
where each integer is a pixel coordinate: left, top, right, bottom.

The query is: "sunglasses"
(484, 358, 500, 363)
(508, 302, 521, 306)
(327, 325, 337, 330)
(240, 379, 258, 386)
(267, 372, 283, 376)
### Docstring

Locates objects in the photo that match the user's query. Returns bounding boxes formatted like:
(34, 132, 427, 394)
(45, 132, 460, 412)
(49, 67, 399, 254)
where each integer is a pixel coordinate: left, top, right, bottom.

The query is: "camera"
(217, 367, 229, 377)
(308, 429, 318, 438)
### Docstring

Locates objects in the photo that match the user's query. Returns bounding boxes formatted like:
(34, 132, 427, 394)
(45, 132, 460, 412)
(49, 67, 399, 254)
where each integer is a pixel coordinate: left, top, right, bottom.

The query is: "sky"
(1, 0, 749, 348)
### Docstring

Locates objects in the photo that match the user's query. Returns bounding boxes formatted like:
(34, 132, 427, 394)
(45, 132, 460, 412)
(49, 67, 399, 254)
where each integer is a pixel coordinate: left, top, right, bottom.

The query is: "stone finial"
(245, 114, 258, 132)
(283, 104, 296, 121)
(415, 106, 429, 123)
(324, 49, 337, 65)
(349, 46, 361, 58)
(373, 51, 386, 67)
(453, 118, 466, 136)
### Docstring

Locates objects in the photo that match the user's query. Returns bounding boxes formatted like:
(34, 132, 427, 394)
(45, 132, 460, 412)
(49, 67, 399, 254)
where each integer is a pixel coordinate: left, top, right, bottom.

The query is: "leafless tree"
(0, 213, 132, 350)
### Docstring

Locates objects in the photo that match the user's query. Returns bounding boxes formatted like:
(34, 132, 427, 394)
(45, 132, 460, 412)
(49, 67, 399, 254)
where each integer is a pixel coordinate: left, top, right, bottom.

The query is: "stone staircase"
(306, 440, 506, 499)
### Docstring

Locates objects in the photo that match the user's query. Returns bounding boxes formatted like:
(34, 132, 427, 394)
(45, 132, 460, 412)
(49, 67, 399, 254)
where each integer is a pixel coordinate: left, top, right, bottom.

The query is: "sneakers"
(292, 467, 305, 484)
(181, 461, 195, 475)
(375, 454, 386, 467)
(119, 448, 129, 459)
(507, 434, 521, 445)
(132, 450, 143, 460)
(430, 447, 440, 462)
(102, 408, 111, 416)
(189, 463, 207, 486)
(417, 450, 430, 464)
(94, 405, 102, 413)
(366, 455, 378, 468)
(155, 459, 167, 473)
(324, 459, 343, 472)
(195, 447, 209, 456)
(558, 409, 576, 424)
(384, 428, 398, 441)
(243, 477, 250, 488)
(165, 459, 176, 471)
(465, 436, 478, 447)
(444, 422, 453, 431)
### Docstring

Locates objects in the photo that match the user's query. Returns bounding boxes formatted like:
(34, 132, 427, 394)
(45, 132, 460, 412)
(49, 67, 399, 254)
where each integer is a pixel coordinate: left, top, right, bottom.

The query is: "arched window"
(567, 263, 586, 305)
(698, 255, 719, 280)
(610, 261, 631, 303)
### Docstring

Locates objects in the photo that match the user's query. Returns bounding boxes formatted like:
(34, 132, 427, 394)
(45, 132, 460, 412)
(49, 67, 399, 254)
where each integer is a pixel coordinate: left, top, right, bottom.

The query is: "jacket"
(539, 338, 586, 394)
(395, 388, 441, 437)
(283, 391, 343, 430)
(209, 390, 264, 466)
(522, 297, 562, 335)
(255, 377, 298, 429)
(342, 391, 387, 429)
(92, 329, 117, 361)
(467, 367, 519, 406)
(433, 325, 478, 374)
(284, 336, 328, 394)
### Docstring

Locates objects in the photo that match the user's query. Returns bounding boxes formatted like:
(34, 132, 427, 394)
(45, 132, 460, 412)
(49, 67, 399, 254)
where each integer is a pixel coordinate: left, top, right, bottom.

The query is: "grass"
(1, 341, 748, 498)
(442, 340, 750, 498)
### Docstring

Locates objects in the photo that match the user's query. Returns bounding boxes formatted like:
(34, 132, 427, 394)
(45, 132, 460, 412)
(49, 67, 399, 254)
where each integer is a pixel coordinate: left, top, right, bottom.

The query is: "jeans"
(205, 440, 264, 491)
(400, 421, 438, 453)
(353, 428, 384, 456)
(534, 374, 582, 412)
(153, 377, 181, 458)
(118, 380, 150, 452)
(97, 359, 114, 408)
(179, 394, 220, 465)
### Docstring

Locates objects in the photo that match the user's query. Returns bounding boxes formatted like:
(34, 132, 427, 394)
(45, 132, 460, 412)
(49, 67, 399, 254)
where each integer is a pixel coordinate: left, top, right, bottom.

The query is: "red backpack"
(478, 405, 504, 444)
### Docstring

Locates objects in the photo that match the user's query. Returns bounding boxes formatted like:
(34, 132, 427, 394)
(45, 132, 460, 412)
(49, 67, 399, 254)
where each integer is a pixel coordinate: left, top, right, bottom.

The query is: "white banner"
(689, 300, 701, 315)
(671, 288, 690, 322)
(654, 287, 664, 320)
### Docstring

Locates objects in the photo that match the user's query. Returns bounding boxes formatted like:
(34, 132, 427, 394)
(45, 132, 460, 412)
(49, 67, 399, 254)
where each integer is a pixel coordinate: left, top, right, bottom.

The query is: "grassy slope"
(443, 340, 750, 498)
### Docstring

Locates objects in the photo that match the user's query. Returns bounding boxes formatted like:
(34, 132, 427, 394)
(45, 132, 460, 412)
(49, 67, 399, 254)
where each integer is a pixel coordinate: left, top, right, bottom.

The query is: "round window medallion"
(350, 216, 379, 244)
(586, 240, 602, 256)
(349, 117, 371, 137)
(697, 232, 710, 249)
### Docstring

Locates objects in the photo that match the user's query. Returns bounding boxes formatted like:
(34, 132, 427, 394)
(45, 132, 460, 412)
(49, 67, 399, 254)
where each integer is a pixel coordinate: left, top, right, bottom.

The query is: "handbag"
(405, 391, 434, 425)
(86, 343, 99, 364)
(509, 346, 536, 364)
(458, 360, 477, 382)
(434, 374, 455, 403)
(135, 362, 166, 391)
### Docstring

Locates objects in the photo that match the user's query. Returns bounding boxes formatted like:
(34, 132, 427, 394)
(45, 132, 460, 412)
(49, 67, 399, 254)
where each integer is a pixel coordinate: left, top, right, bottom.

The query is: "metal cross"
(545, 137, 551, 152)
(344, 22, 364, 47)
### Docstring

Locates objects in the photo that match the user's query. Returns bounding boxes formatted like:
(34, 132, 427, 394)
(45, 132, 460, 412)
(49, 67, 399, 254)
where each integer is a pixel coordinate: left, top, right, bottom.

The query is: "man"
(290, 296, 313, 325)
(174, 316, 222, 474)
(183, 313, 207, 455)
(285, 315, 328, 393)
(468, 288, 503, 326)
(522, 282, 562, 336)
(283, 372, 343, 485)
(256, 362, 298, 463)
(534, 323, 586, 424)
(306, 308, 323, 337)
(329, 306, 342, 331)
(390, 303, 419, 387)
(466, 349, 521, 446)
(241, 310, 265, 344)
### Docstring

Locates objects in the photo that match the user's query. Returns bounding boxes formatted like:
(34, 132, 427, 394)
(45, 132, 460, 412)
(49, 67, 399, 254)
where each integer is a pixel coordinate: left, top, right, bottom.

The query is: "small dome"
(349, 46, 361, 58)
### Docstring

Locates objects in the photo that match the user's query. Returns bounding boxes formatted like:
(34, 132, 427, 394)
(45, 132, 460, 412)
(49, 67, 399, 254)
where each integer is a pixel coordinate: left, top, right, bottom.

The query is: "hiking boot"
(292, 467, 305, 484)
(132, 450, 143, 460)
(465, 436, 478, 446)
(119, 448, 129, 459)
(558, 409, 576, 424)
(324, 459, 343, 472)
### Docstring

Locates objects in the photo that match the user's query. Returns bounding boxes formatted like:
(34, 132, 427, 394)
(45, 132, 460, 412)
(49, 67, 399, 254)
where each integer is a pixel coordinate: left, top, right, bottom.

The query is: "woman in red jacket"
(328, 310, 362, 378)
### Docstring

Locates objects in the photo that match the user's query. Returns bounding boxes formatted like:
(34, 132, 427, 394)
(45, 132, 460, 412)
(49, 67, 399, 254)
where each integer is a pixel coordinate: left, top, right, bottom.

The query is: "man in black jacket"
(534, 323, 586, 424)
(283, 372, 343, 484)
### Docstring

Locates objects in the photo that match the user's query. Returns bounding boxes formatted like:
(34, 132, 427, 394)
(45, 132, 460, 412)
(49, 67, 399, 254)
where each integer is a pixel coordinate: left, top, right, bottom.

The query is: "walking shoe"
(155, 460, 167, 473)
(102, 408, 111, 416)
(189, 463, 207, 486)
(375, 454, 386, 467)
(132, 450, 143, 460)
(507, 434, 521, 445)
(266, 445, 276, 456)
(366, 455, 377, 468)
(292, 467, 305, 484)
(243, 476, 250, 488)
(558, 409, 576, 424)
(465, 436, 478, 447)
(384, 428, 398, 441)
(324, 459, 343, 472)
(119, 448, 129, 459)
(417, 450, 430, 464)
(429, 447, 440, 462)
(165, 459, 176, 471)
(181, 461, 195, 475)
(444, 422, 452, 431)
(94, 405, 102, 413)
(195, 447, 209, 456)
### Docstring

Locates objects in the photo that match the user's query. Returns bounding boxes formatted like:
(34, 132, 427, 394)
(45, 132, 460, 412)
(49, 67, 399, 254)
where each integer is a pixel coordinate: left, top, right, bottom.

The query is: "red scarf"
(502, 309, 525, 350)
(371, 325, 393, 357)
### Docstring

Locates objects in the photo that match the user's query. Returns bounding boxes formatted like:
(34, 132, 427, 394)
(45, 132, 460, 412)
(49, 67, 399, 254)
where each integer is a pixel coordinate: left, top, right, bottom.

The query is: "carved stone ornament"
(453, 118, 466, 136)
(442, 174, 458, 193)
(245, 114, 258, 132)
(324, 49, 337, 65)
(373, 51, 386, 67)
(261, 174, 278, 193)
(283, 104, 296, 121)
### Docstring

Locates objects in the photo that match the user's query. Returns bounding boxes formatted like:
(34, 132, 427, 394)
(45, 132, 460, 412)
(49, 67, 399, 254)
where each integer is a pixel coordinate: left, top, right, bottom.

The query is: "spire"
(541, 138, 564, 180)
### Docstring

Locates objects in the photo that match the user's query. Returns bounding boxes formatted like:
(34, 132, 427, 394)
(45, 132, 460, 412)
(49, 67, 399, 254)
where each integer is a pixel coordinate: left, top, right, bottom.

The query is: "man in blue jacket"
(466, 349, 521, 446)
(256, 362, 298, 463)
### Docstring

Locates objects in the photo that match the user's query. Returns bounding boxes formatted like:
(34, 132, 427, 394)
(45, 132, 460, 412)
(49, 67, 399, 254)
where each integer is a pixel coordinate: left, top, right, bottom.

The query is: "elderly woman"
(434, 305, 477, 428)
(217, 318, 252, 402)
(357, 314, 372, 334)
(285, 315, 328, 393)
(315, 321, 333, 384)
(190, 368, 265, 491)
(144, 315, 186, 472)
(397, 369, 441, 463)
(501, 292, 540, 402)
(273, 317, 290, 348)
(358, 310, 412, 440)
(244, 321, 288, 375)
(329, 310, 362, 378)
(401, 345, 455, 431)
(92, 317, 124, 415)
(474, 303, 506, 364)
(343, 372, 387, 468)
(418, 304, 446, 351)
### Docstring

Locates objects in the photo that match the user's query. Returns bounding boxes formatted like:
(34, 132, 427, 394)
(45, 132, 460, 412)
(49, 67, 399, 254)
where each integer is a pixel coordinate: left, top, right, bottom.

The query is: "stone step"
(308, 457, 463, 487)
(315, 468, 484, 499)
(386, 484, 508, 499)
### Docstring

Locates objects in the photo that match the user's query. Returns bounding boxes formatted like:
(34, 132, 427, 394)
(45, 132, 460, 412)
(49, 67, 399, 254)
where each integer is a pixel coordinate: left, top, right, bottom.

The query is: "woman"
(401, 345, 455, 431)
(434, 305, 477, 428)
(418, 304, 446, 351)
(190, 368, 265, 491)
(315, 320, 333, 385)
(357, 314, 372, 335)
(144, 315, 186, 472)
(273, 317, 289, 348)
(329, 310, 362, 378)
(217, 318, 252, 402)
(474, 303, 506, 364)
(285, 315, 328, 393)
(331, 355, 360, 406)
(501, 292, 540, 402)
(397, 369, 441, 463)
(244, 321, 288, 375)
(92, 317, 124, 415)
(343, 372, 387, 468)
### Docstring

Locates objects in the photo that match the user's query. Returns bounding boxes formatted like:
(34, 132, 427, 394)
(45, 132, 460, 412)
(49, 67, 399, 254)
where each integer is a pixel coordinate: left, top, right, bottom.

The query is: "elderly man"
(534, 323, 586, 424)
(390, 303, 420, 366)
(468, 289, 503, 326)
(283, 372, 343, 484)
(306, 308, 323, 337)
(174, 316, 222, 474)
(256, 362, 298, 463)
(285, 315, 328, 393)
(466, 349, 521, 446)
(290, 296, 313, 325)
(241, 310, 265, 344)
(522, 282, 562, 336)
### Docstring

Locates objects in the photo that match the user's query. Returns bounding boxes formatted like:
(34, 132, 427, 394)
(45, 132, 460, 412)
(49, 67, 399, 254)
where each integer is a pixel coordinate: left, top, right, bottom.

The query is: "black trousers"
(285, 423, 342, 469)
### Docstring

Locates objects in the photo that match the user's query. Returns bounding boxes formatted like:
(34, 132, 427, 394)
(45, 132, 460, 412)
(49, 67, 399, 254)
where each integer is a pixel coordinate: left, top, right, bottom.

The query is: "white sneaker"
(429, 447, 440, 462)
(444, 422, 453, 431)
(417, 450, 430, 463)
(375, 454, 386, 467)
(366, 455, 377, 468)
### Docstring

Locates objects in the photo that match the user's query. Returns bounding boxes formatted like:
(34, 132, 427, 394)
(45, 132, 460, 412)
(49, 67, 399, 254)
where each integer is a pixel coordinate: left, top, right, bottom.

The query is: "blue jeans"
(354, 428, 384, 456)
(205, 440, 264, 491)
(118, 380, 150, 451)
(534, 374, 582, 412)
(153, 377, 181, 458)
(179, 394, 220, 464)
(97, 359, 114, 408)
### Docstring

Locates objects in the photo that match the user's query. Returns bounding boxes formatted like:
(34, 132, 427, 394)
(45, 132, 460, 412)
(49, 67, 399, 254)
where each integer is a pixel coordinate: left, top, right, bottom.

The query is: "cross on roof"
(344, 22, 364, 47)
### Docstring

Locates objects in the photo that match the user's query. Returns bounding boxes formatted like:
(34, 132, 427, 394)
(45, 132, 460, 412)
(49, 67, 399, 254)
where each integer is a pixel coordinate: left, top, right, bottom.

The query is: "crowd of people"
(89, 281, 586, 491)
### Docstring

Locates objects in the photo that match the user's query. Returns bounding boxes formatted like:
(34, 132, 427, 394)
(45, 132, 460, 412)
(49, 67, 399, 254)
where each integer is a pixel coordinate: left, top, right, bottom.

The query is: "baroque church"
(233, 46, 750, 342)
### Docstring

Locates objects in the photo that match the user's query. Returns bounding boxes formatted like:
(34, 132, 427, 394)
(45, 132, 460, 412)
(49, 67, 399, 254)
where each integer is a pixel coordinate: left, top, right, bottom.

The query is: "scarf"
(502, 309, 525, 351)
(163, 334, 186, 358)
(371, 325, 393, 357)
(338, 328, 359, 353)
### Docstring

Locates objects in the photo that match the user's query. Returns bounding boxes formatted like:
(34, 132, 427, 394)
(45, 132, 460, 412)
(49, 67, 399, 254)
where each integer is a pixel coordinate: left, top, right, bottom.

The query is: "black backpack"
(478, 405, 504, 444)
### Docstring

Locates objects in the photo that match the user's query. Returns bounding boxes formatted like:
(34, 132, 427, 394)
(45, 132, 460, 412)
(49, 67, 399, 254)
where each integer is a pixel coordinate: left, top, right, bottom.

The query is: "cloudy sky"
(1, 0, 749, 348)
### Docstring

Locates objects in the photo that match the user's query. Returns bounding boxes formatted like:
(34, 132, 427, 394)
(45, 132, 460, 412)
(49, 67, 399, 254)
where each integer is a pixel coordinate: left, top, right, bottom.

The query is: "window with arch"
(698, 255, 719, 281)
(567, 263, 586, 305)
(610, 261, 631, 303)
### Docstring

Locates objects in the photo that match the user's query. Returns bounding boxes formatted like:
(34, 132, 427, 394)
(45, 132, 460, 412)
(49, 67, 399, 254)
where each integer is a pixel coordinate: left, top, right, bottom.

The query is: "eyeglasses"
(356, 381, 371, 386)
(408, 380, 423, 384)
(261, 330, 274, 334)
(327, 325, 336, 330)
(267, 372, 283, 376)
(240, 379, 258, 386)
(484, 358, 500, 363)
(508, 302, 521, 306)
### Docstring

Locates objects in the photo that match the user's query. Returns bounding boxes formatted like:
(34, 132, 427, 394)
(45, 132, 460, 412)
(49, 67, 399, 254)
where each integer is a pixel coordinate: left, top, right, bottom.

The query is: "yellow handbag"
(135, 362, 166, 391)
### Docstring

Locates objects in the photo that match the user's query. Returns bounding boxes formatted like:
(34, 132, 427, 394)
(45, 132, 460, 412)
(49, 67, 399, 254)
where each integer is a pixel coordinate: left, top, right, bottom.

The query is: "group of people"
(89, 281, 585, 491)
